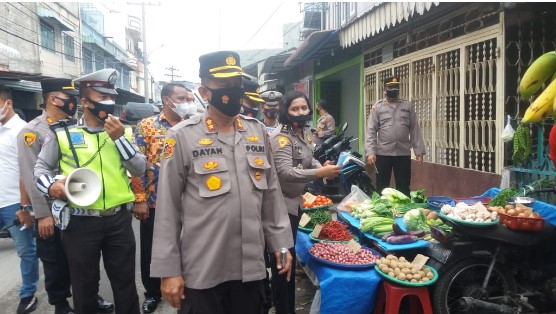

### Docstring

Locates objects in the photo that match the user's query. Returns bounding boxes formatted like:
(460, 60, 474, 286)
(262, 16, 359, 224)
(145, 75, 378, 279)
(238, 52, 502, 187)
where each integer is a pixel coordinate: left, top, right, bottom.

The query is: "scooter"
(428, 187, 556, 314)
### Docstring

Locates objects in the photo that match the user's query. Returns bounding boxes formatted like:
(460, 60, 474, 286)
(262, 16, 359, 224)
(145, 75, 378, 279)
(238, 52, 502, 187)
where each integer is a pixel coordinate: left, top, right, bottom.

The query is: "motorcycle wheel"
(432, 258, 517, 314)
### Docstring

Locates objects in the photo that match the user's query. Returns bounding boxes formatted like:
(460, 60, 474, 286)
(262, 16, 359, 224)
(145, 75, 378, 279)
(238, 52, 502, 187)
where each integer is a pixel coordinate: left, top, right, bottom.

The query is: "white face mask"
(0, 101, 8, 121)
(169, 99, 197, 117)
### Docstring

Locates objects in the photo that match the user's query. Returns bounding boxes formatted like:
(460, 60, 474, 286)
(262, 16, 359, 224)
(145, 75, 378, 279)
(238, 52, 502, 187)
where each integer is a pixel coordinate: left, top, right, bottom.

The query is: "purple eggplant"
(392, 222, 409, 235)
(385, 235, 418, 244)
(408, 230, 426, 238)
(381, 232, 395, 241)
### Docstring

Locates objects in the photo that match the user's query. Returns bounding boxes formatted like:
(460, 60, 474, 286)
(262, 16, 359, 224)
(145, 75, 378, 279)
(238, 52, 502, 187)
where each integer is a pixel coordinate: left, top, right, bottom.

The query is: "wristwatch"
(21, 205, 33, 212)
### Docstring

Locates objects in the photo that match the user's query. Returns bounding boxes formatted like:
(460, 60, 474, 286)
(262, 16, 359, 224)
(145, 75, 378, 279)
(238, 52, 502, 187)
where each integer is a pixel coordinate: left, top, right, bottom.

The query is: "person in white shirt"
(0, 84, 39, 314)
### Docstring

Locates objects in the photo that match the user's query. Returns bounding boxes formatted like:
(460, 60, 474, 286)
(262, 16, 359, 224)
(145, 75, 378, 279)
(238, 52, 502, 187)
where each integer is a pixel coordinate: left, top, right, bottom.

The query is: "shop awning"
(261, 49, 295, 74)
(38, 7, 74, 32)
(339, 2, 439, 48)
(284, 30, 339, 68)
(0, 79, 42, 93)
(0, 43, 21, 59)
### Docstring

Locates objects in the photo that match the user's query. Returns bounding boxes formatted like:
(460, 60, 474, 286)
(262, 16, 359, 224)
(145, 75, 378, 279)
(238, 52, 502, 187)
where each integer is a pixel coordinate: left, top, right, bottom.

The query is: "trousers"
(375, 155, 411, 196)
(36, 227, 71, 305)
(139, 207, 161, 299)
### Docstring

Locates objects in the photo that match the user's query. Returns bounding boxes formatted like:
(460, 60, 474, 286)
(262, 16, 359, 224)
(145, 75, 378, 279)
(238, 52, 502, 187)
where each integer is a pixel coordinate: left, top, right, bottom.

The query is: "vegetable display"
(309, 242, 380, 265)
(303, 195, 333, 209)
(317, 221, 354, 241)
(376, 255, 435, 283)
(305, 210, 331, 229)
(440, 202, 498, 223)
(489, 204, 542, 219)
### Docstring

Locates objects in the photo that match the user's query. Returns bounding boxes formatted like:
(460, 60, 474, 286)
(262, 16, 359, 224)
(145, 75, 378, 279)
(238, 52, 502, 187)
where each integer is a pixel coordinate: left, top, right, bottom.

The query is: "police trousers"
(61, 207, 140, 314)
(375, 155, 411, 196)
(36, 227, 71, 306)
(139, 207, 161, 299)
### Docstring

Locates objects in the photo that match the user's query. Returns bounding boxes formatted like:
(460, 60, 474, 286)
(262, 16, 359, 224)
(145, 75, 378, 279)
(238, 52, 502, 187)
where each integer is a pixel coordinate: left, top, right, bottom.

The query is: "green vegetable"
(382, 188, 411, 208)
(395, 203, 428, 217)
(403, 209, 430, 232)
(489, 188, 518, 207)
(306, 210, 331, 229)
(410, 189, 427, 203)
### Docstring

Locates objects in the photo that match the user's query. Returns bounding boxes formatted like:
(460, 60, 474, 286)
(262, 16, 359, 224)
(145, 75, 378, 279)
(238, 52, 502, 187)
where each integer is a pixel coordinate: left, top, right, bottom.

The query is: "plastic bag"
(501, 115, 515, 142)
(337, 185, 371, 213)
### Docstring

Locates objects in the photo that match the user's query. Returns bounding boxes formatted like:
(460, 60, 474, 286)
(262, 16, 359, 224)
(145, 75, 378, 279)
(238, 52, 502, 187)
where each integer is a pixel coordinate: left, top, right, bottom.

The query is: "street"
(0, 219, 316, 313)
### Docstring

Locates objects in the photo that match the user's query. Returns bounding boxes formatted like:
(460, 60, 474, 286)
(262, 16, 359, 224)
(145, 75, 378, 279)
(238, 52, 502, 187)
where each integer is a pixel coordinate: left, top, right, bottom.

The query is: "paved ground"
(0, 219, 317, 313)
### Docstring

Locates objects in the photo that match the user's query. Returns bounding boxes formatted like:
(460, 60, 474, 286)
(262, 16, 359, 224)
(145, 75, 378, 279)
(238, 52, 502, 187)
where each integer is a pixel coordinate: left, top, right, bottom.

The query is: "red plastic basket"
(498, 212, 544, 232)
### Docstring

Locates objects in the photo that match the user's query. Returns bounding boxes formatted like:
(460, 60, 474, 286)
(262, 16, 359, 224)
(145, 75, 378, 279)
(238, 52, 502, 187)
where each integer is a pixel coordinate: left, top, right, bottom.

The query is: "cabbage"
(403, 208, 430, 232)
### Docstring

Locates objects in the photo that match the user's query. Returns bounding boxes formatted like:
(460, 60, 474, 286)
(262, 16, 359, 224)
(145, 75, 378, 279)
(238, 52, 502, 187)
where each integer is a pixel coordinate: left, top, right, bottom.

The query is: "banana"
(520, 51, 556, 99)
(522, 78, 556, 123)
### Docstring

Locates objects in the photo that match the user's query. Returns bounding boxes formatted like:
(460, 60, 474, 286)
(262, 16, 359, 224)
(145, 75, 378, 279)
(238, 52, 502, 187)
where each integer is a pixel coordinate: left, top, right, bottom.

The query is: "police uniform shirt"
(17, 112, 56, 219)
(314, 113, 335, 145)
(34, 118, 147, 195)
(270, 124, 322, 215)
(365, 98, 426, 156)
(150, 112, 293, 290)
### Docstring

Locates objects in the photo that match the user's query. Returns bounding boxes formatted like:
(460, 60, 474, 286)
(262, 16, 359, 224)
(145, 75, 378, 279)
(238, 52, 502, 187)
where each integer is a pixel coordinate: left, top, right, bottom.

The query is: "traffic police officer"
(150, 51, 294, 314)
(365, 76, 426, 196)
(269, 90, 341, 314)
(260, 90, 282, 134)
(241, 78, 265, 118)
(34, 69, 146, 314)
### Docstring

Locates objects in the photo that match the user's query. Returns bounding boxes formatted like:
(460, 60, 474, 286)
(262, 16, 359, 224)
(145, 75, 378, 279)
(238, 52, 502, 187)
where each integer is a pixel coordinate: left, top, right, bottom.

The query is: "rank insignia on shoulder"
(254, 156, 264, 166)
(277, 136, 289, 148)
(162, 138, 176, 159)
(235, 118, 245, 131)
(307, 135, 312, 143)
(46, 117, 54, 124)
(198, 138, 213, 145)
(206, 175, 221, 191)
(24, 132, 37, 147)
(280, 124, 289, 133)
(246, 135, 259, 143)
(205, 118, 216, 132)
(204, 161, 218, 170)
(255, 170, 262, 181)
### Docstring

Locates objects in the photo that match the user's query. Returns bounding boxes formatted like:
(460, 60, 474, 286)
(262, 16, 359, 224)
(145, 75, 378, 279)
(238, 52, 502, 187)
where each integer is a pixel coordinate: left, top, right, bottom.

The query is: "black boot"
(96, 295, 114, 313)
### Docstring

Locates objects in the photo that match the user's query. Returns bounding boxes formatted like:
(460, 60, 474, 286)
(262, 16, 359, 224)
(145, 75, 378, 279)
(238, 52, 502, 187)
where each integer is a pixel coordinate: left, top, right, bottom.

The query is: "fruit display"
(303, 195, 333, 209)
(488, 203, 542, 218)
(313, 221, 355, 242)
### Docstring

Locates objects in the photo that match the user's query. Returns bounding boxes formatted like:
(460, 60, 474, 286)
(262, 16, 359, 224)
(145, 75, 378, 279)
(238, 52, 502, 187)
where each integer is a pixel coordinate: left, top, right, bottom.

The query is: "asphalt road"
(0, 219, 316, 314)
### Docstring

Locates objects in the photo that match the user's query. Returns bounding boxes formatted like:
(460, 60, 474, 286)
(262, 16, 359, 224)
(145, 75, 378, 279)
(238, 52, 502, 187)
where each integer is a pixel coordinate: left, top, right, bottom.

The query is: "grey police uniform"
(314, 113, 335, 145)
(270, 124, 321, 216)
(365, 98, 425, 157)
(150, 112, 293, 289)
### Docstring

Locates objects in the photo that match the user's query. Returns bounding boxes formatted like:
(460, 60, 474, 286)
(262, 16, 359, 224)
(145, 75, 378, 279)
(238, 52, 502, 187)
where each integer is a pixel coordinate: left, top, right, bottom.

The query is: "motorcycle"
(306, 122, 375, 202)
(428, 187, 556, 314)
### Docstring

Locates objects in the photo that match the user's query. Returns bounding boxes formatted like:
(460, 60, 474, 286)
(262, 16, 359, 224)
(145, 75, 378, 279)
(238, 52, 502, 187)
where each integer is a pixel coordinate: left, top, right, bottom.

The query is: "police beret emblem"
(222, 95, 229, 104)
(225, 55, 236, 66)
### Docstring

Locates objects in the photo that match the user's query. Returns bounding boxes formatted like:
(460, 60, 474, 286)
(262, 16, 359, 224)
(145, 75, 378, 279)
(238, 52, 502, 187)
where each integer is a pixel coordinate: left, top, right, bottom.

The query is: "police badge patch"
(162, 138, 176, 159)
(24, 132, 37, 147)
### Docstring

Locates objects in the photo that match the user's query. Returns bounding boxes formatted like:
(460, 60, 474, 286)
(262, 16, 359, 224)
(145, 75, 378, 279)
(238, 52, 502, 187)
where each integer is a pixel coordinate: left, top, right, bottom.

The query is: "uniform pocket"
(193, 156, 231, 197)
(400, 111, 410, 126)
(246, 154, 271, 190)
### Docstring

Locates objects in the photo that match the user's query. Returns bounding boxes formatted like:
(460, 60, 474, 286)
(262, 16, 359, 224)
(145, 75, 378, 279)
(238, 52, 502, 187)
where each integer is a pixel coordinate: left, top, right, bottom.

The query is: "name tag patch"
(193, 146, 223, 158)
(245, 144, 265, 153)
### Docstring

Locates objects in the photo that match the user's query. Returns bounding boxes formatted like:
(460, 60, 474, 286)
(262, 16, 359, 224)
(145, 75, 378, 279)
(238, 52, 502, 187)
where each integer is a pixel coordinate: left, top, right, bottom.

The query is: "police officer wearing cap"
(366, 76, 425, 196)
(241, 78, 265, 118)
(260, 90, 282, 134)
(150, 51, 294, 314)
(34, 69, 146, 314)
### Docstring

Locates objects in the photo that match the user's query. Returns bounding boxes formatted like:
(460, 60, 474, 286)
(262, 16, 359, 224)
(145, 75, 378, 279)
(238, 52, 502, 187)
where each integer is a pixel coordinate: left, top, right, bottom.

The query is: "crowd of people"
(0, 49, 425, 314)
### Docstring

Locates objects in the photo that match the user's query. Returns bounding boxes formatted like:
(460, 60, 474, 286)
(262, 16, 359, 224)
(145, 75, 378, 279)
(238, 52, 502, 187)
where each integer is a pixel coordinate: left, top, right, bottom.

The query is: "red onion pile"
(309, 242, 380, 265)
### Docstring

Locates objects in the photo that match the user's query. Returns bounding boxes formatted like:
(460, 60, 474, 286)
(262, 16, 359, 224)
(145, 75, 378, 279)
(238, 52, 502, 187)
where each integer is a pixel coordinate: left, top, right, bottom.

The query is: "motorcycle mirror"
(339, 122, 348, 135)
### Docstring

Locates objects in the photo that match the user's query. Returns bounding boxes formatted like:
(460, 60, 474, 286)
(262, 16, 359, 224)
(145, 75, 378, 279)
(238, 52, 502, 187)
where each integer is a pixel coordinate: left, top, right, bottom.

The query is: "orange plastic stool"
(373, 281, 433, 314)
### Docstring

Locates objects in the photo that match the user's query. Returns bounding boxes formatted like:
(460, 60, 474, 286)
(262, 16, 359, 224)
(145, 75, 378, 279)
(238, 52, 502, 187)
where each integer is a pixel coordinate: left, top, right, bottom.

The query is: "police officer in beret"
(365, 76, 425, 196)
(34, 69, 146, 314)
(241, 78, 265, 118)
(260, 90, 282, 134)
(150, 51, 294, 314)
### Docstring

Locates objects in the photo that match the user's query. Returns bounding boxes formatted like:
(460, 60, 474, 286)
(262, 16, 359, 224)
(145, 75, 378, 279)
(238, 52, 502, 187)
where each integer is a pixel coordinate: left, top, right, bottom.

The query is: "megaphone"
(65, 168, 101, 207)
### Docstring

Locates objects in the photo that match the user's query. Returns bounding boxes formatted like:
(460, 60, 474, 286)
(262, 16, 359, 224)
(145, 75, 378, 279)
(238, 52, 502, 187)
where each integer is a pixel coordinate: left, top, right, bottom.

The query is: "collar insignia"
(235, 118, 245, 131)
(205, 118, 216, 132)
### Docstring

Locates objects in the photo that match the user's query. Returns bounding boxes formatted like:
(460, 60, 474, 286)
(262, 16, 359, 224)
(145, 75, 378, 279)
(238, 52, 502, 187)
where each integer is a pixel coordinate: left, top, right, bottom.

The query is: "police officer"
(34, 69, 146, 314)
(365, 76, 426, 196)
(241, 78, 265, 118)
(260, 90, 282, 134)
(17, 78, 114, 314)
(269, 90, 341, 314)
(312, 99, 336, 145)
(150, 51, 294, 314)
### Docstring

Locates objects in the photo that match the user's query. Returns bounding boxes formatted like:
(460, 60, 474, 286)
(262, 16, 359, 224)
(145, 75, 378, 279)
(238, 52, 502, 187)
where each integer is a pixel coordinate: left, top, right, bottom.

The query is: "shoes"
(54, 302, 75, 314)
(142, 297, 161, 313)
(17, 295, 37, 314)
(96, 295, 114, 313)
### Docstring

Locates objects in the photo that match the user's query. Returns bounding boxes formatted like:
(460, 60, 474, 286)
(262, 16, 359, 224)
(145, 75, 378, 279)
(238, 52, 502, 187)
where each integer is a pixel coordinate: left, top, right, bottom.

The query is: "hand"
(317, 165, 341, 180)
(274, 250, 293, 282)
(38, 216, 55, 239)
(104, 114, 125, 140)
(133, 202, 149, 222)
(15, 210, 35, 228)
(415, 154, 424, 163)
(161, 276, 185, 309)
(48, 179, 67, 199)
(367, 154, 377, 166)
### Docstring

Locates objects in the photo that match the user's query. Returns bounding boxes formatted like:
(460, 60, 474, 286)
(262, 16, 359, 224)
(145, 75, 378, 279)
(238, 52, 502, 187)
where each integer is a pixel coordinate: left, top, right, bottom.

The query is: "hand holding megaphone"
(49, 178, 68, 199)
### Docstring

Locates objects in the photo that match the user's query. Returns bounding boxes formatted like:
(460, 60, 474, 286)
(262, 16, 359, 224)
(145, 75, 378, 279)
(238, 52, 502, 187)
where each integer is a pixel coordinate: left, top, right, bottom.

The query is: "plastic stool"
(373, 281, 433, 314)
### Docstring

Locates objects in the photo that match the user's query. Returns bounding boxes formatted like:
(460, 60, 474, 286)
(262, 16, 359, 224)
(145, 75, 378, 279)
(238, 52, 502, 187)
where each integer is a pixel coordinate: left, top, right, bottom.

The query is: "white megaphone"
(64, 168, 101, 207)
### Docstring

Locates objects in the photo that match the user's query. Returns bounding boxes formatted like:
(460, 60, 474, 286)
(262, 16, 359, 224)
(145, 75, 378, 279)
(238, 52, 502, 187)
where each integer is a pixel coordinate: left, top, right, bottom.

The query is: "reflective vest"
(55, 125, 135, 210)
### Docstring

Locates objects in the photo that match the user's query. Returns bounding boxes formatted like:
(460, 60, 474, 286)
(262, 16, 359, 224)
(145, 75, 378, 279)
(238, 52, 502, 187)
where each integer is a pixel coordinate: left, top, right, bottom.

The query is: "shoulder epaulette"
(49, 118, 77, 131)
(172, 114, 202, 131)
(280, 124, 290, 134)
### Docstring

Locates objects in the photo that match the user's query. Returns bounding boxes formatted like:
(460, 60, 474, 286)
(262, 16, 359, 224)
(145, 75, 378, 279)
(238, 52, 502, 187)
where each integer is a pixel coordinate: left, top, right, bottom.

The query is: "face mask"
(169, 99, 197, 118)
(241, 105, 259, 118)
(263, 108, 278, 120)
(86, 97, 115, 122)
(205, 86, 244, 117)
(386, 88, 399, 99)
(54, 96, 78, 116)
(288, 113, 312, 128)
(0, 101, 7, 121)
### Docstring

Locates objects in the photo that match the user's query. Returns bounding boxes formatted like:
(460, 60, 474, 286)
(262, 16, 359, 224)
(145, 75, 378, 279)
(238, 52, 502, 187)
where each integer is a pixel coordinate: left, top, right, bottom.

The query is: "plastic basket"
(427, 196, 455, 211)
(498, 212, 544, 232)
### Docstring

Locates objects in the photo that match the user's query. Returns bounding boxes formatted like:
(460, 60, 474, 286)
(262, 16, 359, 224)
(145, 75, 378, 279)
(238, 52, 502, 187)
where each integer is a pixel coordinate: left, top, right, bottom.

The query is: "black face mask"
(263, 108, 278, 120)
(54, 96, 78, 116)
(288, 113, 312, 128)
(241, 105, 259, 118)
(86, 97, 115, 122)
(386, 88, 399, 99)
(205, 86, 244, 117)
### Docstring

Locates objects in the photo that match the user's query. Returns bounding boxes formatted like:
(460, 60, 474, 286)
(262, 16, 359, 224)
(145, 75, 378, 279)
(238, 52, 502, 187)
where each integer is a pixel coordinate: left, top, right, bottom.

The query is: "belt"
(70, 206, 122, 217)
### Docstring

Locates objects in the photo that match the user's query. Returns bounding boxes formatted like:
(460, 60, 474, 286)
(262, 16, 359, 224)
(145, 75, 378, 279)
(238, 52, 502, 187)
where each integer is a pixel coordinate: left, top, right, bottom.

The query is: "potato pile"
(488, 204, 542, 219)
(376, 255, 435, 283)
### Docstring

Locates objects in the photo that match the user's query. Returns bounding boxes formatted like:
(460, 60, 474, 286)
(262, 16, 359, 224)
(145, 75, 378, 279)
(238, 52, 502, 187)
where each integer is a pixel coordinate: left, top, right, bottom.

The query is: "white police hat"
(74, 69, 119, 95)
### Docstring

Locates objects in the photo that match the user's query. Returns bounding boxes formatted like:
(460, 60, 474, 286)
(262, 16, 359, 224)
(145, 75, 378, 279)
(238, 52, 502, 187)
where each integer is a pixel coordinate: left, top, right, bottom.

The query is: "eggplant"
(381, 232, 395, 241)
(392, 222, 409, 235)
(409, 230, 426, 238)
(385, 235, 418, 244)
